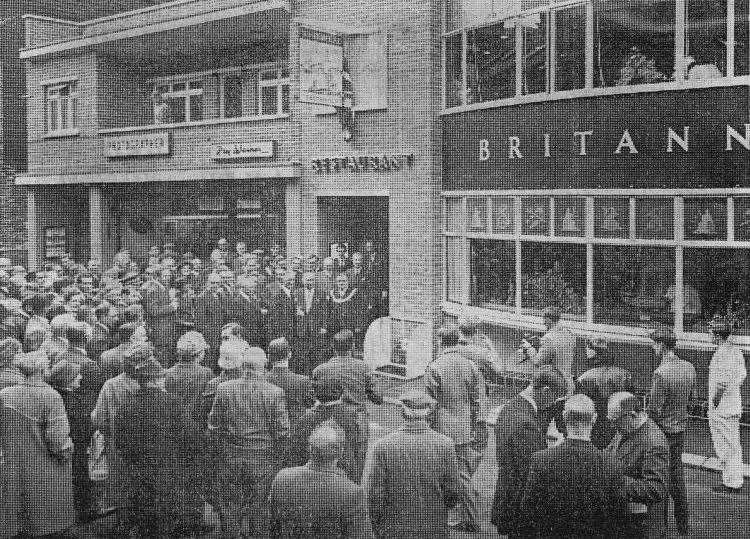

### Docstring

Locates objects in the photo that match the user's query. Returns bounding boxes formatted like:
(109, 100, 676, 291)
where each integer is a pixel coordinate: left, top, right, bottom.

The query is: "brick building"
(0, 1, 162, 262)
(19, 0, 443, 371)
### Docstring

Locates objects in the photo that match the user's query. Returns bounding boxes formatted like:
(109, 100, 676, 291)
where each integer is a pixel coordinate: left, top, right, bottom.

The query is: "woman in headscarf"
(0, 351, 75, 537)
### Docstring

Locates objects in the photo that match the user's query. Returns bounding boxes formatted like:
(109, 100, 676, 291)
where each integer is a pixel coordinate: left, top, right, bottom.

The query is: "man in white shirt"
(707, 316, 747, 492)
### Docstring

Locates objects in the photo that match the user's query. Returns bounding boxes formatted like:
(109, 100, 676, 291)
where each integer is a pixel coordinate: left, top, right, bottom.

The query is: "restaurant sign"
(212, 141, 275, 160)
(311, 153, 414, 173)
(106, 133, 169, 157)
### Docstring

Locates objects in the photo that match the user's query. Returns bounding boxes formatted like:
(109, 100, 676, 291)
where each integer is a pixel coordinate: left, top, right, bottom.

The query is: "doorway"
(317, 196, 389, 262)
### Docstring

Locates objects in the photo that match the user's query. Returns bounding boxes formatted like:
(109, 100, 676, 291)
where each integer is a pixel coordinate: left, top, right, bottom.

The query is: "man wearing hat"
(707, 316, 747, 493)
(367, 390, 461, 538)
(576, 337, 634, 449)
(165, 331, 214, 425)
(646, 327, 695, 535)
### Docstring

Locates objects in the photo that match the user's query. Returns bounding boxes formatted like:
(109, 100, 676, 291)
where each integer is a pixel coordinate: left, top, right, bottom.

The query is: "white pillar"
(89, 186, 103, 263)
(26, 190, 39, 271)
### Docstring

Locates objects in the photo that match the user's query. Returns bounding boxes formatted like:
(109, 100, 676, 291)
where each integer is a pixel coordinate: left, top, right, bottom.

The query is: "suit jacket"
(576, 365, 634, 449)
(314, 271, 336, 297)
(54, 347, 105, 418)
(268, 464, 374, 539)
(98, 343, 131, 380)
(266, 366, 315, 423)
(141, 281, 177, 349)
(646, 357, 696, 435)
(165, 362, 215, 424)
(312, 356, 383, 410)
(327, 288, 367, 337)
(491, 395, 546, 534)
(367, 421, 461, 539)
(294, 287, 328, 338)
(266, 282, 297, 344)
(604, 419, 669, 539)
(458, 341, 504, 387)
(227, 291, 267, 347)
(536, 325, 577, 391)
(424, 346, 486, 445)
(194, 289, 228, 349)
(519, 438, 628, 538)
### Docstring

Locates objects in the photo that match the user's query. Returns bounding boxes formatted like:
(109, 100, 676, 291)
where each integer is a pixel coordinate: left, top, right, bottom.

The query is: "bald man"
(268, 426, 374, 538)
(605, 392, 669, 538)
(520, 395, 628, 538)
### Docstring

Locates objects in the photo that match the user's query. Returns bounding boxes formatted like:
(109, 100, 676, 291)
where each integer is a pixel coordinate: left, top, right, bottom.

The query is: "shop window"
(153, 79, 204, 124)
(734, 197, 750, 240)
(684, 197, 727, 240)
(594, 1, 676, 87)
(467, 197, 488, 233)
(467, 22, 516, 103)
(636, 198, 674, 240)
(736, 0, 750, 76)
(554, 197, 585, 237)
(684, 248, 750, 334)
(445, 198, 463, 232)
(522, 12, 548, 95)
(492, 197, 515, 234)
(45, 81, 79, 134)
(521, 242, 586, 317)
(259, 68, 290, 116)
(446, 237, 466, 302)
(594, 246, 674, 328)
(553, 4, 586, 91)
(470, 239, 516, 309)
(595, 197, 629, 238)
(522, 197, 551, 235)
(445, 34, 463, 107)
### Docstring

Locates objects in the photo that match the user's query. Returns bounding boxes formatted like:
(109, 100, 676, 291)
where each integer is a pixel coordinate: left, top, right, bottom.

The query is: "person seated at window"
(616, 46, 669, 86)
(152, 91, 169, 125)
(685, 54, 723, 80)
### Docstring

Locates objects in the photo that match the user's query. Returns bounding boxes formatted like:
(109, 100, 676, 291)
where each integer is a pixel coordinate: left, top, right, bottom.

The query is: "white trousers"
(708, 412, 744, 489)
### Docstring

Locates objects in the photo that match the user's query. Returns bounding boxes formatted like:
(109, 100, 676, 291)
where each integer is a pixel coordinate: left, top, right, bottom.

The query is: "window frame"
(152, 78, 204, 124)
(258, 67, 291, 117)
(442, 188, 750, 344)
(44, 80, 79, 136)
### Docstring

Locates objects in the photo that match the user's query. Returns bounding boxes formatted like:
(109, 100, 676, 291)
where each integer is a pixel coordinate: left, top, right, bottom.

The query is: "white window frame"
(152, 77, 204, 124)
(258, 67, 290, 116)
(442, 188, 750, 345)
(45, 80, 79, 136)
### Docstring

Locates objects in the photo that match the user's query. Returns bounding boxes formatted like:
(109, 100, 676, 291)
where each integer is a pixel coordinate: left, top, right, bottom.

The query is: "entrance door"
(317, 196, 389, 261)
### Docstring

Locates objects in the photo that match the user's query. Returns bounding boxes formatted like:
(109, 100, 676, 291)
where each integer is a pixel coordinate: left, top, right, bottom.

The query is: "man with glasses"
(605, 392, 669, 538)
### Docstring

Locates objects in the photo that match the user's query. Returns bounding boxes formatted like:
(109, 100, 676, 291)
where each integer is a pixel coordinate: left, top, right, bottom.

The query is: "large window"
(443, 0, 750, 107)
(445, 193, 750, 337)
(45, 81, 79, 134)
(259, 67, 290, 116)
(153, 79, 204, 124)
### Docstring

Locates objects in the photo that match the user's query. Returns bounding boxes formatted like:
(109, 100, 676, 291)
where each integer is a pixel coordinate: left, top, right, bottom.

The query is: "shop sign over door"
(211, 141, 275, 160)
(106, 133, 170, 157)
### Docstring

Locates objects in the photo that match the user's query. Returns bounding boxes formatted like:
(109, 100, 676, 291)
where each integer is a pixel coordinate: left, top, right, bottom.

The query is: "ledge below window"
(98, 114, 290, 135)
(43, 129, 80, 139)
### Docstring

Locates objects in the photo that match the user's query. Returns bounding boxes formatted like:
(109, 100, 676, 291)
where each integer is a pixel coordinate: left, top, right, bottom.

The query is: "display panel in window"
(636, 198, 673, 239)
(467, 197, 488, 233)
(594, 1, 676, 87)
(467, 22, 516, 103)
(491, 197, 515, 234)
(684, 248, 750, 334)
(684, 198, 727, 240)
(521, 242, 585, 318)
(445, 34, 463, 107)
(593, 246, 674, 328)
(733, 197, 750, 240)
(522, 197, 550, 235)
(46, 82, 78, 133)
(595, 197, 629, 238)
(554, 197, 585, 237)
(470, 239, 515, 309)
(446, 237, 466, 302)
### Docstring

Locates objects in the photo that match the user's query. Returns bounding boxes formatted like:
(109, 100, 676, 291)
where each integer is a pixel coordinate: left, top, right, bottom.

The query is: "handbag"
(88, 430, 108, 482)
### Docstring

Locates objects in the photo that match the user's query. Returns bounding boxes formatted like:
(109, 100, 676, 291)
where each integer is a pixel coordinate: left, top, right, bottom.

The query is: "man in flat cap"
(367, 390, 461, 538)
(707, 316, 747, 493)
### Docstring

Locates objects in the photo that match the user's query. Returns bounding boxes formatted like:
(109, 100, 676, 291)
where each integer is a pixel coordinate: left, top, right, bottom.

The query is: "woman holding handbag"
(0, 350, 75, 537)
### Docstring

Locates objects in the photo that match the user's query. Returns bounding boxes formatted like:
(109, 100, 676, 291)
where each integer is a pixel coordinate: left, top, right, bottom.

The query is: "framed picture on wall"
(44, 226, 67, 259)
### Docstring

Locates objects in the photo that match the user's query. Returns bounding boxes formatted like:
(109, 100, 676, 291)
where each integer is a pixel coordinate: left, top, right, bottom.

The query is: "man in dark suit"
(605, 391, 670, 539)
(268, 425, 373, 538)
(86, 302, 116, 362)
(265, 268, 297, 347)
(141, 268, 178, 366)
(294, 272, 329, 374)
(98, 323, 138, 380)
(367, 390, 461, 539)
(646, 329, 696, 536)
(229, 276, 267, 348)
(194, 273, 228, 371)
(519, 394, 628, 538)
(491, 367, 568, 538)
(266, 337, 314, 423)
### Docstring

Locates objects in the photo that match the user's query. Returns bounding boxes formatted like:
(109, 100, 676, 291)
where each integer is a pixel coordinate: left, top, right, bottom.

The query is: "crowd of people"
(0, 237, 746, 538)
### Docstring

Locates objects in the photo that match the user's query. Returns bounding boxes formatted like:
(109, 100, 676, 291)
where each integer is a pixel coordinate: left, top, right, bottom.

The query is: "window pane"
(470, 239, 516, 309)
(445, 198, 463, 232)
(59, 96, 68, 129)
(223, 76, 243, 118)
(521, 242, 586, 317)
(737, 0, 749, 76)
(554, 197, 585, 237)
(686, 0, 728, 79)
(522, 12, 548, 95)
(446, 237, 466, 302)
(595, 197, 629, 238)
(445, 34, 463, 107)
(522, 197, 550, 235)
(554, 5, 586, 91)
(71, 97, 77, 128)
(260, 70, 278, 81)
(189, 94, 203, 121)
(467, 197, 488, 233)
(595, 1, 675, 87)
(445, 0, 462, 32)
(188, 80, 203, 90)
(172, 82, 186, 91)
(636, 198, 673, 239)
(684, 197, 727, 240)
(594, 246, 674, 328)
(49, 101, 58, 131)
(734, 196, 750, 240)
(467, 22, 516, 103)
(261, 86, 278, 115)
(684, 248, 750, 334)
(282, 84, 290, 113)
(166, 96, 186, 123)
(492, 197, 515, 234)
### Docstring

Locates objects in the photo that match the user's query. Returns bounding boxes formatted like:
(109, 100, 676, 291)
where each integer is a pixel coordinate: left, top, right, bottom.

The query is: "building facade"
(20, 0, 443, 366)
(441, 0, 750, 406)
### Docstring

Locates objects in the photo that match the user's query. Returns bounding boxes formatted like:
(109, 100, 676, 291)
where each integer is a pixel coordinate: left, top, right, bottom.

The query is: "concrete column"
(26, 190, 39, 271)
(89, 186, 103, 263)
